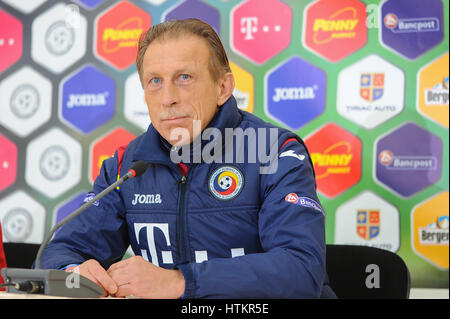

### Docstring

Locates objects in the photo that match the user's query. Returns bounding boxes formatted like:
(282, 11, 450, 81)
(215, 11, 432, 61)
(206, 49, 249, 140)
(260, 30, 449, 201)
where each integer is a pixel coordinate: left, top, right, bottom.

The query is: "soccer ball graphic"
(219, 176, 233, 190)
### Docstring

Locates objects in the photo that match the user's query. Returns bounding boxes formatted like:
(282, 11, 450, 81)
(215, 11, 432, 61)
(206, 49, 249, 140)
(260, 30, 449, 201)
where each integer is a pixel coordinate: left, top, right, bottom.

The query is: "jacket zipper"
(175, 166, 194, 265)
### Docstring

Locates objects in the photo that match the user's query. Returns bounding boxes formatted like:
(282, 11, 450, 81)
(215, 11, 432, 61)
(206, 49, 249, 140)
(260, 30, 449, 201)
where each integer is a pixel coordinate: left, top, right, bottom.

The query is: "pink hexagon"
(0, 9, 23, 73)
(231, 0, 292, 64)
(0, 134, 18, 192)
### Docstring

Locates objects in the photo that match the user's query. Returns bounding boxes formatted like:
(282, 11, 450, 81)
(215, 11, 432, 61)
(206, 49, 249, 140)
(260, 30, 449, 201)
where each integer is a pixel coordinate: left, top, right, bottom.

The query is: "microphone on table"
(0, 161, 149, 298)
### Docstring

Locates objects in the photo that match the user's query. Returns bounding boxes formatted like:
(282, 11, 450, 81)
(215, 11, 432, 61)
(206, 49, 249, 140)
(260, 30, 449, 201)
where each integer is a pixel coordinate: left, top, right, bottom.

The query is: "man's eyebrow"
(143, 68, 195, 79)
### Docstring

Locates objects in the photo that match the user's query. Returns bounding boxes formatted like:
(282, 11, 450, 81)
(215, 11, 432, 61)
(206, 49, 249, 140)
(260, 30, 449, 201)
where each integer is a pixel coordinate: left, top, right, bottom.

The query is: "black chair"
(2, 243, 40, 269)
(326, 244, 411, 299)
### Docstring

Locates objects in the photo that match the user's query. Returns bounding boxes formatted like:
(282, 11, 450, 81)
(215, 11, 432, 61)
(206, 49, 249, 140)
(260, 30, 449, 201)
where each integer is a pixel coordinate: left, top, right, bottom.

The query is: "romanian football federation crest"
(208, 166, 244, 201)
(360, 73, 385, 102)
(357, 210, 380, 240)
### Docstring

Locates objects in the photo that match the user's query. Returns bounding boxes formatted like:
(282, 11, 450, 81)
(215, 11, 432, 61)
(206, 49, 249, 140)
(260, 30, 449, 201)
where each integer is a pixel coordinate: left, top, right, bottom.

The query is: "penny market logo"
(384, 13, 440, 33)
(102, 17, 144, 53)
(378, 149, 437, 170)
(419, 215, 449, 245)
(310, 141, 353, 179)
(425, 76, 449, 106)
(313, 7, 360, 44)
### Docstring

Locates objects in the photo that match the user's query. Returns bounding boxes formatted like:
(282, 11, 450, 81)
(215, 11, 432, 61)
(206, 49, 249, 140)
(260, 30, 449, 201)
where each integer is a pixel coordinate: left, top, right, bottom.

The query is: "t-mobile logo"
(240, 17, 282, 40)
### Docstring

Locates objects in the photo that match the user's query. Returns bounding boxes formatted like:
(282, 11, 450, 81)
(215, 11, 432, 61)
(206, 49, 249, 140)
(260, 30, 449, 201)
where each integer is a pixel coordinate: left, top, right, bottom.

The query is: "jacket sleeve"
(178, 137, 330, 298)
(37, 153, 129, 270)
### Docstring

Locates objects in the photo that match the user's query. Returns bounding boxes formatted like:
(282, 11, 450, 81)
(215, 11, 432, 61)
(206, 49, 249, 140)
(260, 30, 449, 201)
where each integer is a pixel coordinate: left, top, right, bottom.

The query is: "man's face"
(141, 34, 226, 146)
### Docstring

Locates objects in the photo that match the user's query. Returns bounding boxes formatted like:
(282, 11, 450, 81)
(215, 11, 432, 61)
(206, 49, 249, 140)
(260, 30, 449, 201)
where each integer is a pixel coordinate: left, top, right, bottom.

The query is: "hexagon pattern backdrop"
(0, 0, 448, 288)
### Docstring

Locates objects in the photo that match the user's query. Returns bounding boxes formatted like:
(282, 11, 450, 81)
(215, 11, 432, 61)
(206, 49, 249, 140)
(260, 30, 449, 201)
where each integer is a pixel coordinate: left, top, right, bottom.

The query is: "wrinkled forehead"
(143, 33, 215, 76)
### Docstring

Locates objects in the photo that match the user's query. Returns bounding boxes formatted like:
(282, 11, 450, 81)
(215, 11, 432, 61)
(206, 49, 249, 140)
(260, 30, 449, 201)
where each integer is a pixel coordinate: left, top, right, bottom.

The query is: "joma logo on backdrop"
(66, 92, 109, 108)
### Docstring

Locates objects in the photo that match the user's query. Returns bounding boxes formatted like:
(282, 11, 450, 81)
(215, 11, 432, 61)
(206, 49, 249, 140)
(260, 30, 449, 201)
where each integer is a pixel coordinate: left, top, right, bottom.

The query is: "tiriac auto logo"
(95, 1, 151, 70)
(305, 123, 361, 198)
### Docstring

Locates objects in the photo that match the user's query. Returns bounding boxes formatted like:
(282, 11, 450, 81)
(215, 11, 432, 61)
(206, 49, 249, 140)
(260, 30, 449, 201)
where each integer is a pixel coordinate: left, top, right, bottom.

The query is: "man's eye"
(150, 78, 161, 85)
(180, 74, 191, 81)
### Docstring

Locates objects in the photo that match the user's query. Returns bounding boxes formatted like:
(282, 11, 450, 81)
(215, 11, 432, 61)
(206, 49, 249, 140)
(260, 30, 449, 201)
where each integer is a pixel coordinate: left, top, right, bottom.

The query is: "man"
(0, 223, 7, 289)
(40, 19, 336, 299)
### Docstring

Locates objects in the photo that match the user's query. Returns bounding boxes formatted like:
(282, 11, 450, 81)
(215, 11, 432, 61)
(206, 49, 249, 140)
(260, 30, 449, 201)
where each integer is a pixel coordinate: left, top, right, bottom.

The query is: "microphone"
(1, 160, 149, 298)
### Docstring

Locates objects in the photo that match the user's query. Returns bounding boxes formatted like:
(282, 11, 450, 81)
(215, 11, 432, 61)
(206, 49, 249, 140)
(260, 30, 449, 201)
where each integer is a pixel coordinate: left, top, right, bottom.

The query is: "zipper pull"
(175, 175, 187, 185)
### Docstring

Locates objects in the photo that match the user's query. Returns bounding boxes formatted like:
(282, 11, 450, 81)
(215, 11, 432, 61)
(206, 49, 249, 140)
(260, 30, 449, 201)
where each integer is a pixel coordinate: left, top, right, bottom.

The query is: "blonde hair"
(136, 18, 231, 87)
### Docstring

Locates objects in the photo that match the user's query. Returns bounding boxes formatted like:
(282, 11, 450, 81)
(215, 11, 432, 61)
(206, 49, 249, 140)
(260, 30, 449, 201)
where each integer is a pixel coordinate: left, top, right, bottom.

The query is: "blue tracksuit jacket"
(40, 95, 336, 299)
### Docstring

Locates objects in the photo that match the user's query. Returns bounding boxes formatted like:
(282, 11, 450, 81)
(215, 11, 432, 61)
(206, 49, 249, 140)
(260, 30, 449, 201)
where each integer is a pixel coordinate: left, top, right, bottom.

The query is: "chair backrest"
(326, 244, 411, 299)
(2, 243, 40, 269)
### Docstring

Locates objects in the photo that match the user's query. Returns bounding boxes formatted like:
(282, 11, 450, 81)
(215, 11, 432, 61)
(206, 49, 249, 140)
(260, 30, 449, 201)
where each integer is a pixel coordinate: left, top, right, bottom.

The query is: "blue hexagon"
(60, 65, 115, 134)
(54, 192, 87, 235)
(163, 0, 220, 36)
(265, 56, 326, 130)
(380, 0, 444, 60)
(76, 0, 104, 9)
(374, 122, 443, 197)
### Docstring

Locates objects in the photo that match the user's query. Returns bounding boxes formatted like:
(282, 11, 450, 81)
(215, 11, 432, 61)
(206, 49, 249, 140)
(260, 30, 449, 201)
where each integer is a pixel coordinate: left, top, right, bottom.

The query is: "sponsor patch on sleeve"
(84, 192, 99, 207)
(285, 193, 324, 214)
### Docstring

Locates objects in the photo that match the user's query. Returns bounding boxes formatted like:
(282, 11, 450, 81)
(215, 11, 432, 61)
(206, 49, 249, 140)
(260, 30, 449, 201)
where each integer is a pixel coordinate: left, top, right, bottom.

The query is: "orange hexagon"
(417, 52, 449, 128)
(303, 0, 367, 62)
(304, 123, 362, 198)
(95, 1, 151, 70)
(411, 192, 449, 269)
(90, 127, 136, 183)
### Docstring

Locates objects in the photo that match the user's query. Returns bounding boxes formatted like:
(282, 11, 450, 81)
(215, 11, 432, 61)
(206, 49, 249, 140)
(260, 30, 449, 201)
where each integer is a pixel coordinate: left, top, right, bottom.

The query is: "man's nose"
(161, 82, 180, 107)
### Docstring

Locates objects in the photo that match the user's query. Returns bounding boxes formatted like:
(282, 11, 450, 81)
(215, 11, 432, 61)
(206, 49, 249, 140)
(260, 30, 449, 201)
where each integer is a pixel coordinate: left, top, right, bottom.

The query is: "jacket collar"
(132, 95, 242, 165)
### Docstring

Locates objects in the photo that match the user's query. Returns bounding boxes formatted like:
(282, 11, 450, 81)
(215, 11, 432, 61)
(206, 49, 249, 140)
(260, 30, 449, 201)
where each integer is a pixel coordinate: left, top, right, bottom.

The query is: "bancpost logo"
(303, 0, 367, 62)
(0, 9, 23, 73)
(417, 52, 449, 128)
(412, 192, 449, 269)
(90, 128, 135, 183)
(380, 0, 444, 60)
(95, 1, 151, 70)
(60, 65, 115, 134)
(374, 123, 442, 198)
(265, 56, 326, 130)
(337, 55, 405, 129)
(305, 123, 361, 198)
(335, 191, 400, 252)
(231, 0, 292, 64)
(230, 61, 254, 113)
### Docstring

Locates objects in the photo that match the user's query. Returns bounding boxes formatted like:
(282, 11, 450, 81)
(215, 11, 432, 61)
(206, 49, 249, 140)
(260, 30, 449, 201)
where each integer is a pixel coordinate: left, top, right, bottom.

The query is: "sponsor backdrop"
(0, 0, 448, 288)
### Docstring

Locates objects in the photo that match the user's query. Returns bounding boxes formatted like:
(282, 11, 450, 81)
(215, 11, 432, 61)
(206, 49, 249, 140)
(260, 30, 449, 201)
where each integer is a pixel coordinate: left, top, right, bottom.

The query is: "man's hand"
(67, 259, 117, 297)
(107, 256, 185, 299)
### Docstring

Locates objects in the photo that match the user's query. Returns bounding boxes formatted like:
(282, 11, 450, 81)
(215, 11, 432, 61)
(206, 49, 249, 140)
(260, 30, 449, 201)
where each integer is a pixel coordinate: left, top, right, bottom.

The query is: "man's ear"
(217, 72, 235, 106)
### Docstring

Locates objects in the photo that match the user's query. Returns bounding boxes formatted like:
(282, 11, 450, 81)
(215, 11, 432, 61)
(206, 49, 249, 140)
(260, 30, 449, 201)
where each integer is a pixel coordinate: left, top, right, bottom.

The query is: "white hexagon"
(334, 190, 400, 252)
(0, 190, 45, 244)
(25, 127, 82, 198)
(337, 55, 405, 129)
(1, 0, 47, 14)
(0, 66, 52, 137)
(31, 3, 87, 74)
(124, 72, 151, 131)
